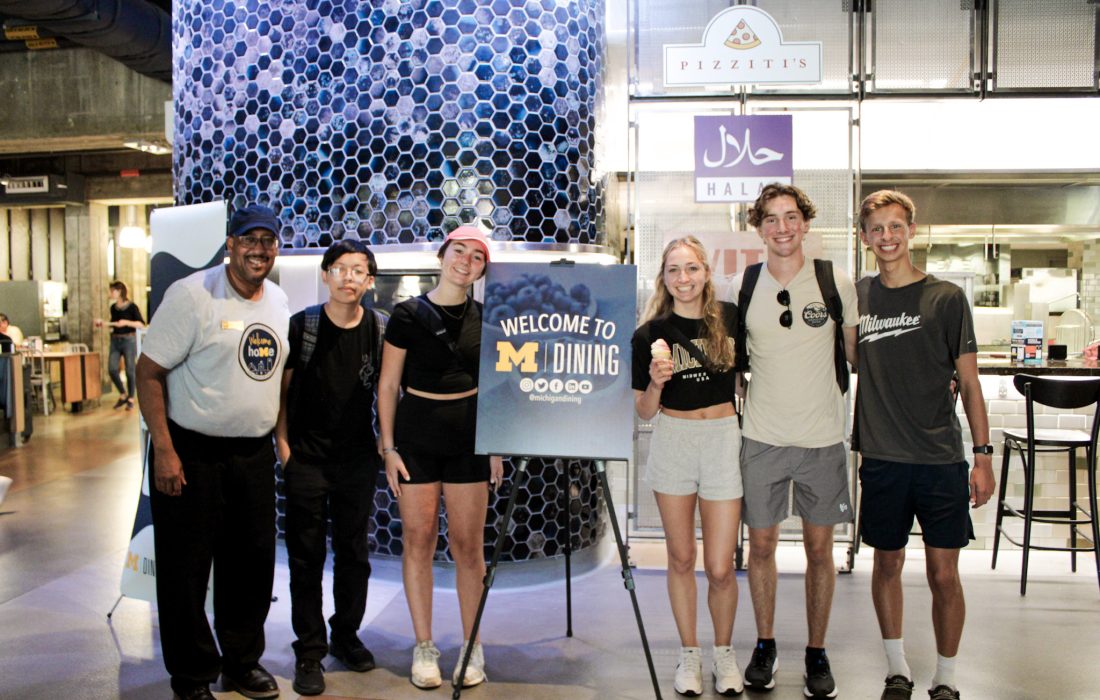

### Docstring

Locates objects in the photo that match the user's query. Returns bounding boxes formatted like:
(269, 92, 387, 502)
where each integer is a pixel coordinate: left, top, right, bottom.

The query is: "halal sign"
(694, 115, 793, 203)
(664, 7, 822, 87)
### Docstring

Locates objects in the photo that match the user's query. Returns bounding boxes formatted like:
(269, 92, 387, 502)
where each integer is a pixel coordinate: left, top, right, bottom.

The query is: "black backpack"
(734, 259, 849, 394)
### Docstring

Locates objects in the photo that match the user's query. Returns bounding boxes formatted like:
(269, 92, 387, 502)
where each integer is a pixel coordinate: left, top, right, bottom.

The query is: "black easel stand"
(559, 460, 573, 637)
(453, 458, 663, 699)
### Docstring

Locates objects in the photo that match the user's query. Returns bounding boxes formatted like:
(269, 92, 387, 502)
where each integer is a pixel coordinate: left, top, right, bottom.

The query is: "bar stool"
(992, 374, 1100, 595)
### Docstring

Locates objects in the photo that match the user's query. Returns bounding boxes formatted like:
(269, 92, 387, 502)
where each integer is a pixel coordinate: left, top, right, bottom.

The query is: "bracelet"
(382, 446, 398, 455)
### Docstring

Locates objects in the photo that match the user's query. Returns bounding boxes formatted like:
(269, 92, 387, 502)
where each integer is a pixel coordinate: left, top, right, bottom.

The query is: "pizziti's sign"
(664, 6, 822, 87)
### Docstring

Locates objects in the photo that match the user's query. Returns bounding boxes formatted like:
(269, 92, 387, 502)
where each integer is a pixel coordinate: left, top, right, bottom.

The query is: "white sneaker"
(411, 640, 442, 689)
(452, 640, 487, 687)
(712, 645, 744, 696)
(673, 646, 703, 696)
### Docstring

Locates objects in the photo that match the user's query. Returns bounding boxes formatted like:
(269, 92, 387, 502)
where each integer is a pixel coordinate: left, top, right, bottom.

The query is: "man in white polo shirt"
(137, 204, 289, 700)
(731, 183, 859, 699)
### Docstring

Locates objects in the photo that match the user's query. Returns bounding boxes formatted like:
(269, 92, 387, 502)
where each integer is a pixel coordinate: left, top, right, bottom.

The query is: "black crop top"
(384, 295, 482, 393)
(631, 301, 738, 411)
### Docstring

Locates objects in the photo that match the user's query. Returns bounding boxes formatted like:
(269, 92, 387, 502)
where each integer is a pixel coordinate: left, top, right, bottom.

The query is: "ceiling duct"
(0, 0, 170, 83)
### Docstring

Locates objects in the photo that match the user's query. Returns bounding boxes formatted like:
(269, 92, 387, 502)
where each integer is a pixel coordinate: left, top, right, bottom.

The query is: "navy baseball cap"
(228, 205, 279, 238)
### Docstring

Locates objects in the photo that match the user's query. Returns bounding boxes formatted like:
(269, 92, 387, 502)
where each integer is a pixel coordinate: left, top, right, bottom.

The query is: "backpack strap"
(734, 262, 763, 372)
(813, 258, 849, 394)
(410, 295, 481, 369)
(413, 295, 461, 355)
(299, 303, 324, 371)
(371, 307, 388, 359)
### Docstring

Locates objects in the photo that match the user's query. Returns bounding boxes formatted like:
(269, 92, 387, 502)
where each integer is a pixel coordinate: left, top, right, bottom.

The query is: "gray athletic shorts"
(740, 437, 853, 528)
(646, 413, 743, 501)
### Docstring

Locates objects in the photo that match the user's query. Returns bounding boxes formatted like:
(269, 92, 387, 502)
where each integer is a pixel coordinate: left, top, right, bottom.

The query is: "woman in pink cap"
(377, 225, 503, 690)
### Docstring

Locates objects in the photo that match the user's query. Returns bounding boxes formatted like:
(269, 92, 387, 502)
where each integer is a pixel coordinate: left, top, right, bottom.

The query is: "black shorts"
(400, 449, 490, 484)
(395, 392, 490, 484)
(858, 457, 974, 550)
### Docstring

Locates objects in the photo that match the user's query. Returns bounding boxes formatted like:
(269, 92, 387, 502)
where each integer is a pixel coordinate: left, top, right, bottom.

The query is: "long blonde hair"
(641, 236, 734, 371)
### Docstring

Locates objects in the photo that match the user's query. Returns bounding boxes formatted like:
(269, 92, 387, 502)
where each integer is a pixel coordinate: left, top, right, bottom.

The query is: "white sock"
(883, 639, 911, 680)
(932, 654, 956, 690)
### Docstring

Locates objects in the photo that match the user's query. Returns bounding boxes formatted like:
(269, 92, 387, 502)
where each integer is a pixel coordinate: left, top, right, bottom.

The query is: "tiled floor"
(1, 406, 1098, 699)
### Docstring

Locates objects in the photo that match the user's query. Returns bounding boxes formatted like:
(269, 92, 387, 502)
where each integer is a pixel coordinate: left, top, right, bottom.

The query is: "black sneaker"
(293, 659, 325, 696)
(802, 651, 837, 698)
(744, 643, 777, 691)
(330, 636, 376, 672)
(881, 675, 914, 699)
(928, 685, 960, 700)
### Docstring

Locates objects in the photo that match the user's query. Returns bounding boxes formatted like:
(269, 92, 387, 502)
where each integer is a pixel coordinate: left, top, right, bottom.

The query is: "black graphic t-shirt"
(631, 302, 738, 411)
(855, 274, 977, 464)
(286, 308, 380, 465)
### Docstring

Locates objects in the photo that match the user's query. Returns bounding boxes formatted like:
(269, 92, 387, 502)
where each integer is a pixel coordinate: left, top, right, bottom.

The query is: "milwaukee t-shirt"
(855, 274, 977, 464)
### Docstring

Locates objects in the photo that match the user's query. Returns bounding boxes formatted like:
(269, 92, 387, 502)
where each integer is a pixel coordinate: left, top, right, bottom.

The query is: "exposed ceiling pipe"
(0, 0, 170, 83)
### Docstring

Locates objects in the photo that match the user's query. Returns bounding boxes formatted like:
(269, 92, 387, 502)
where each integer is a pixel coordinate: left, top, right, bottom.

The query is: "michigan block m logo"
(496, 341, 539, 372)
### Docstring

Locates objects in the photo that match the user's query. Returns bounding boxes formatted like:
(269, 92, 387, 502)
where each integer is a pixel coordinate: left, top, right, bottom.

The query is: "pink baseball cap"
(443, 225, 491, 262)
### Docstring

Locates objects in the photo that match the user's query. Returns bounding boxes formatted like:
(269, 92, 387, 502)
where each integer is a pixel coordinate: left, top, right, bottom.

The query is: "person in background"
(96, 281, 145, 409)
(136, 204, 288, 700)
(377, 226, 503, 691)
(274, 239, 386, 696)
(632, 236, 744, 697)
(733, 183, 858, 699)
(855, 190, 994, 700)
(0, 313, 23, 347)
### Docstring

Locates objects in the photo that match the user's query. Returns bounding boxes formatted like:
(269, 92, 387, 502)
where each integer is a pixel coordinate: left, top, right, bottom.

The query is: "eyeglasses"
(328, 264, 371, 281)
(237, 234, 279, 249)
(777, 289, 792, 329)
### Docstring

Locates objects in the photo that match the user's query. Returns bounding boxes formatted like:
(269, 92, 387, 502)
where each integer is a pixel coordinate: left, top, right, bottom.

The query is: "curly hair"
(747, 183, 817, 228)
(640, 236, 735, 371)
(859, 189, 916, 231)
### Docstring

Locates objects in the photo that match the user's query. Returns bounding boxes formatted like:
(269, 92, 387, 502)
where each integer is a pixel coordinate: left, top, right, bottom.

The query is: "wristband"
(972, 444, 993, 455)
(382, 446, 398, 456)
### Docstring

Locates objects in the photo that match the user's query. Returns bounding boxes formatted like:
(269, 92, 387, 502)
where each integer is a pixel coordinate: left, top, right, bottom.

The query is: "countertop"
(977, 355, 1100, 375)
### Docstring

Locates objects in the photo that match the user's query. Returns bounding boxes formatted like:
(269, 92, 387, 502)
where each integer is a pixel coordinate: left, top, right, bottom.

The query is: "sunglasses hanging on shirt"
(777, 289, 792, 329)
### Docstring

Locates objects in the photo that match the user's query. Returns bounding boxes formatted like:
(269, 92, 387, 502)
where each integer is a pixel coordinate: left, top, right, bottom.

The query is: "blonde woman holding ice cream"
(631, 235, 743, 697)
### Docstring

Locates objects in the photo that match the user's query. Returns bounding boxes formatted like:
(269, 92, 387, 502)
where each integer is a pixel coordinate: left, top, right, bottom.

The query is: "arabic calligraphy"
(702, 125, 785, 168)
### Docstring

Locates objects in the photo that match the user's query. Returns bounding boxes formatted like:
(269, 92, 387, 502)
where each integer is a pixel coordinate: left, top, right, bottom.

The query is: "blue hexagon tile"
(173, 0, 605, 248)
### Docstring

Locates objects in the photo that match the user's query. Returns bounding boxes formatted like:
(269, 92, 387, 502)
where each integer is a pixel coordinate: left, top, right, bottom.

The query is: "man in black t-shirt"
(275, 239, 386, 696)
(855, 190, 994, 700)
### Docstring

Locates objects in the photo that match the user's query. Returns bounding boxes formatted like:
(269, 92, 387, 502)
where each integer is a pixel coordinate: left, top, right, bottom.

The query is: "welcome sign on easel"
(474, 262, 636, 460)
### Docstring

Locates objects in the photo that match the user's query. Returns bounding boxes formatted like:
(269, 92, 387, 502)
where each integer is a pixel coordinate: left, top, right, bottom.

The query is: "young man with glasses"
(730, 183, 859, 699)
(274, 239, 387, 696)
(137, 204, 288, 700)
(855, 190, 993, 700)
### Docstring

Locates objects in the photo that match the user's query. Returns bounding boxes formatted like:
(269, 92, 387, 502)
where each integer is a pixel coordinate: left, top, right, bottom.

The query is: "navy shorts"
(858, 457, 974, 550)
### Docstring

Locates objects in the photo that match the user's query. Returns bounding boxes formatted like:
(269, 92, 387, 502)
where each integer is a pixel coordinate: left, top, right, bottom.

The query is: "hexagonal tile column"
(173, 0, 603, 246)
(172, 0, 607, 563)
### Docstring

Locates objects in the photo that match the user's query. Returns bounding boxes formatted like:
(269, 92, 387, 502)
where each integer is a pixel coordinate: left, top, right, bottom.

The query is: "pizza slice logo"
(724, 19, 761, 50)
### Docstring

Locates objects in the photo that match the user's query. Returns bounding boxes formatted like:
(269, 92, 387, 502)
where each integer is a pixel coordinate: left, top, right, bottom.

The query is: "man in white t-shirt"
(136, 204, 289, 700)
(730, 184, 859, 699)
